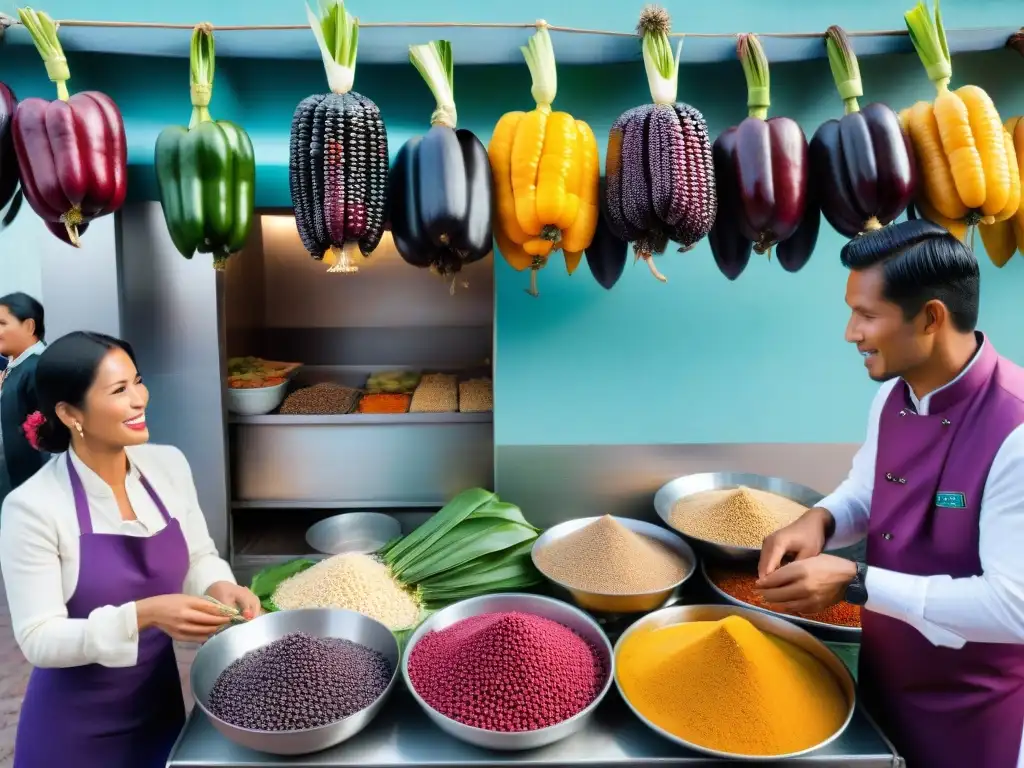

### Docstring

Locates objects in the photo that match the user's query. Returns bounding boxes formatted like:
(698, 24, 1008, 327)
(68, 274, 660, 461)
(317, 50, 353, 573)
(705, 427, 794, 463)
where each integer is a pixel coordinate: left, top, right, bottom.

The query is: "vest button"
(942, 419, 951, 426)
(886, 472, 894, 481)
(899, 410, 907, 417)
(883, 533, 893, 541)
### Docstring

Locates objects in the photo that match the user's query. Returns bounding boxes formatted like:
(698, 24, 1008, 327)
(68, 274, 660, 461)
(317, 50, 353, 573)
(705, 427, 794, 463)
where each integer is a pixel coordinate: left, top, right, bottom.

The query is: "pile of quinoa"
(407, 611, 606, 732)
(669, 487, 807, 548)
(534, 515, 689, 593)
(272, 553, 421, 629)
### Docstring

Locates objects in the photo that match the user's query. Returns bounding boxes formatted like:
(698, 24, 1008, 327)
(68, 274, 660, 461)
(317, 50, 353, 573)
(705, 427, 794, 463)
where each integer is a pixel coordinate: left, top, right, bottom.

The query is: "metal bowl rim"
(653, 472, 824, 556)
(530, 516, 698, 598)
(191, 608, 401, 737)
(612, 603, 856, 761)
(304, 512, 402, 554)
(700, 560, 862, 637)
(401, 593, 616, 738)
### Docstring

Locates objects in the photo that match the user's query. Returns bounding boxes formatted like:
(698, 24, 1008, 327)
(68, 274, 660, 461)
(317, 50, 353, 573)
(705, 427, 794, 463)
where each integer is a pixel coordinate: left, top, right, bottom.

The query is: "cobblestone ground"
(0, 586, 196, 767)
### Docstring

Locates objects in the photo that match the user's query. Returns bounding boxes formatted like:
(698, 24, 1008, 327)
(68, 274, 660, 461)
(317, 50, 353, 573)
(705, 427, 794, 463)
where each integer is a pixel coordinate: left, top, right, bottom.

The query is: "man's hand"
(755, 555, 858, 615)
(758, 506, 834, 579)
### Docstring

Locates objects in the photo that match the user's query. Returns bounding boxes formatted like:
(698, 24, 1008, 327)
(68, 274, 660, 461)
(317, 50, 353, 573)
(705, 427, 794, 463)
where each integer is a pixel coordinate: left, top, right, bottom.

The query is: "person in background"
(0, 292, 47, 507)
(756, 220, 1024, 768)
(0, 330, 262, 768)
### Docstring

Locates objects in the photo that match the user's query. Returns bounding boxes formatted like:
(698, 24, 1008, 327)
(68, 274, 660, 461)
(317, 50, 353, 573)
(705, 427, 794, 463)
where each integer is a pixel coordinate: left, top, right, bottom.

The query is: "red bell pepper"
(12, 8, 127, 246)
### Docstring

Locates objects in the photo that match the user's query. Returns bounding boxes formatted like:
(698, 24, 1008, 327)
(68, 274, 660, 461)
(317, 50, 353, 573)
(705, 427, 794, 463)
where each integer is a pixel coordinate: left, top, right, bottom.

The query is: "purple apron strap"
(137, 474, 173, 524)
(66, 454, 174, 532)
(65, 454, 93, 535)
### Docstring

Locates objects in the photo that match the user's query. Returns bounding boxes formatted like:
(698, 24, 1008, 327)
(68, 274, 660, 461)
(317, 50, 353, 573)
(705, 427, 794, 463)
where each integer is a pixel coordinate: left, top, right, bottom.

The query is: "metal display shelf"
(168, 688, 901, 767)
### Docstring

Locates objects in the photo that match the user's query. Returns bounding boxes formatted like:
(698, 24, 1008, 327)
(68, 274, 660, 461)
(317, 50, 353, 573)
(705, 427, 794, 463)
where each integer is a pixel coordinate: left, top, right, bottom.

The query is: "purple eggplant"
(777, 194, 821, 273)
(585, 183, 629, 290)
(709, 130, 753, 280)
(811, 27, 916, 238)
(714, 35, 809, 257)
(0, 83, 19, 226)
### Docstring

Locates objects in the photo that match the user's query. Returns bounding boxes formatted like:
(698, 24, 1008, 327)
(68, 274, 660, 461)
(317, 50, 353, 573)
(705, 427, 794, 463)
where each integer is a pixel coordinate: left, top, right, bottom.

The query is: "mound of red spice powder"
(407, 611, 606, 732)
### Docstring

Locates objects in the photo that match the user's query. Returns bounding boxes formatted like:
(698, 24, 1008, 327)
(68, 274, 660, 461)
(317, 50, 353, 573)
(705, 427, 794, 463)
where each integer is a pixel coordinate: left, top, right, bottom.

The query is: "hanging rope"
(0, 13, 1018, 48)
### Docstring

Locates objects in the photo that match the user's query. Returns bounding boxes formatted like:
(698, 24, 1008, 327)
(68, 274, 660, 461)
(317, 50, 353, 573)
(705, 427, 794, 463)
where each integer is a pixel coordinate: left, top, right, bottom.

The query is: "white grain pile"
(669, 487, 808, 548)
(272, 553, 421, 629)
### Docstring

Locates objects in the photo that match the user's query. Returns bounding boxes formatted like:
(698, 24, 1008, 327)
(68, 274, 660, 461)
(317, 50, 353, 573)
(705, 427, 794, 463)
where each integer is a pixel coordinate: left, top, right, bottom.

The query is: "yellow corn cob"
(903, 2, 1010, 224)
(487, 25, 599, 297)
(1004, 116, 1024, 231)
(994, 130, 1021, 223)
(915, 196, 968, 242)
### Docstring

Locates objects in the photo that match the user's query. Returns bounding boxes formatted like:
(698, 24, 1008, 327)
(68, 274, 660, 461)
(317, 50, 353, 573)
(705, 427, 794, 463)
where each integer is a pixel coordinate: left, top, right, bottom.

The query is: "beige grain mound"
(535, 515, 689, 594)
(669, 487, 807, 548)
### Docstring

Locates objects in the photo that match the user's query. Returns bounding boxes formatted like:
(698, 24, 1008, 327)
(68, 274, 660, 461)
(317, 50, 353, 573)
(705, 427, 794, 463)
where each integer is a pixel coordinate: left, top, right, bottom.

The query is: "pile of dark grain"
(206, 632, 392, 731)
(279, 383, 361, 415)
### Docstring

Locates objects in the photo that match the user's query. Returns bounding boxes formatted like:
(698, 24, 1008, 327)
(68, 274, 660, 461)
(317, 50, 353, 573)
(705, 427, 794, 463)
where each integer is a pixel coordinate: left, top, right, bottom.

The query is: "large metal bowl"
(305, 511, 401, 556)
(531, 516, 697, 615)
(653, 471, 824, 564)
(402, 593, 615, 751)
(701, 560, 861, 641)
(190, 608, 400, 755)
(614, 604, 856, 761)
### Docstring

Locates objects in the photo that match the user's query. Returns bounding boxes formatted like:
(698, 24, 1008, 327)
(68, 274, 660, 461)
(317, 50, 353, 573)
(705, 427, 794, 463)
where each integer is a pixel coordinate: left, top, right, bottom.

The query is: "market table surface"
(166, 687, 902, 767)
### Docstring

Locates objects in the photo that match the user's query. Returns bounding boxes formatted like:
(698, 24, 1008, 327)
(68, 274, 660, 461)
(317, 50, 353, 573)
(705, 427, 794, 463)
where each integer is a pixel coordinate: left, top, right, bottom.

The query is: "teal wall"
(2, 1, 1024, 447)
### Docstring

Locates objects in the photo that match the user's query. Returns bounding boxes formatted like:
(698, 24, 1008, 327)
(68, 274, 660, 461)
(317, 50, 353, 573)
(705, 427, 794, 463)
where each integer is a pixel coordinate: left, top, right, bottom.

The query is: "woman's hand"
(205, 581, 262, 621)
(135, 594, 232, 643)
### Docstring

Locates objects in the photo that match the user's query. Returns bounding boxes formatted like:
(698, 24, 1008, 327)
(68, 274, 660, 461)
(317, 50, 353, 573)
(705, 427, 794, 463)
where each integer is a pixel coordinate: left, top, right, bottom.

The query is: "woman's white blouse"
(0, 443, 236, 669)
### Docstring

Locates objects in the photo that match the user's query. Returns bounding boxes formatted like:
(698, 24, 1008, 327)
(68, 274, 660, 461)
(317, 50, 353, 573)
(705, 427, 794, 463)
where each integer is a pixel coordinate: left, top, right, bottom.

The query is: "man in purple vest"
(757, 219, 1024, 768)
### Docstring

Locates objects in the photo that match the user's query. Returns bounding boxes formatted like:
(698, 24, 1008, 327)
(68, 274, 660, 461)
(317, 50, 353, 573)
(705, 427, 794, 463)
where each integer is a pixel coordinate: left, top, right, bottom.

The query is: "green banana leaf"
(250, 558, 317, 609)
(418, 539, 537, 585)
(383, 488, 495, 566)
(398, 521, 538, 583)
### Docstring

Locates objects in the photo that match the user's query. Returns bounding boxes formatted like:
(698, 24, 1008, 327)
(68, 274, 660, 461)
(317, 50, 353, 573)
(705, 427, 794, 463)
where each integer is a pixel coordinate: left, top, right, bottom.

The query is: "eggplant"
(811, 28, 916, 238)
(584, 188, 629, 289)
(0, 82, 19, 230)
(776, 197, 821, 273)
(390, 41, 493, 281)
(709, 130, 753, 280)
(390, 125, 492, 277)
(44, 219, 89, 247)
(718, 35, 809, 256)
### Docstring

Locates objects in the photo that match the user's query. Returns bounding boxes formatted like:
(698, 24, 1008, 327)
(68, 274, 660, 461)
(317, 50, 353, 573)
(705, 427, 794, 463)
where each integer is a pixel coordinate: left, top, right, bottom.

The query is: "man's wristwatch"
(844, 561, 869, 606)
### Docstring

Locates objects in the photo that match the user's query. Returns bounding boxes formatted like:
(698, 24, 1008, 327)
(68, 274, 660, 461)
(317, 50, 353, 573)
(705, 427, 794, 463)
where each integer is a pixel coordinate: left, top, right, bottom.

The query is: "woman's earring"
(73, 421, 84, 438)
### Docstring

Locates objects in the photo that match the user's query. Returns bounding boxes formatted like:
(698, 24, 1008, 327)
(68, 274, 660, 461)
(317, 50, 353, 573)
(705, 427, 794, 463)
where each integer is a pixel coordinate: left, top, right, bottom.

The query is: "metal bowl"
(653, 471, 824, 565)
(614, 604, 856, 761)
(190, 608, 400, 755)
(402, 593, 615, 751)
(305, 512, 401, 556)
(701, 560, 861, 641)
(531, 516, 697, 615)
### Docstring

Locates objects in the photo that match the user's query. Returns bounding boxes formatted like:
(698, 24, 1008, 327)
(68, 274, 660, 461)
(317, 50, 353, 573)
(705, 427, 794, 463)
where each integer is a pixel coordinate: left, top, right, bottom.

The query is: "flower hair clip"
(22, 411, 45, 451)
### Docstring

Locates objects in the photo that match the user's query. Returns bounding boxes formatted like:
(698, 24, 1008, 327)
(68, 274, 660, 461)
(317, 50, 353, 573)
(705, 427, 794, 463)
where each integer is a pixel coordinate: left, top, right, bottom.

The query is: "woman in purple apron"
(756, 221, 1024, 767)
(0, 331, 261, 768)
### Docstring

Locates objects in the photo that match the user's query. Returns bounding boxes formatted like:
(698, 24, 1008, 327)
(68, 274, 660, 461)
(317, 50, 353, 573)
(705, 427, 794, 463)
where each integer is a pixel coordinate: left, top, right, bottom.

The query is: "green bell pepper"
(155, 24, 255, 267)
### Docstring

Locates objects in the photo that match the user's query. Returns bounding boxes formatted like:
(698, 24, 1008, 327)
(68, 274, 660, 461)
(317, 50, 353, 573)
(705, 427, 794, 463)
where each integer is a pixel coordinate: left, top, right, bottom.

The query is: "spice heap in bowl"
(706, 564, 861, 631)
(532, 515, 695, 614)
(666, 485, 807, 563)
(615, 607, 853, 759)
(208, 632, 392, 731)
(403, 594, 614, 750)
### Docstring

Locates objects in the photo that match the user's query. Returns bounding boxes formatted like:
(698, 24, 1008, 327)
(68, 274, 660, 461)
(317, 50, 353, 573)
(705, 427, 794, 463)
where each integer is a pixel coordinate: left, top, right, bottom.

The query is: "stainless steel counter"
(167, 688, 901, 767)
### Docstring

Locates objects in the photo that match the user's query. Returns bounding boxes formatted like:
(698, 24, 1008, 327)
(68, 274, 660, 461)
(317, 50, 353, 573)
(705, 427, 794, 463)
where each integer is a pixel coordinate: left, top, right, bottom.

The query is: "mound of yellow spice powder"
(616, 615, 847, 756)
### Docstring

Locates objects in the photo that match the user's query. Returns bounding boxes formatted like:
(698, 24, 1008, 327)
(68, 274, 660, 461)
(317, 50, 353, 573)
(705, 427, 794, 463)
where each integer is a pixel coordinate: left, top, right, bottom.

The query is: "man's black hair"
(839, 219, 980, 333)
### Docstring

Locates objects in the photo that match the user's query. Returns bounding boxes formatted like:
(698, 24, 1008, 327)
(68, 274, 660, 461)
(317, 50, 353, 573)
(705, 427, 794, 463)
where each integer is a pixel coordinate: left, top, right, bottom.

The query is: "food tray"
(653, 471, 825, 564)
(702, 560, 861, 640)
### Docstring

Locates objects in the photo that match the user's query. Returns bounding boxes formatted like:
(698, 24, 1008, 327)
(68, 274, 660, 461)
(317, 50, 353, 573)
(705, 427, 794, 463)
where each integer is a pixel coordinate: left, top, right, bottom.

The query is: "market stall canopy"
(1, 17, 1021, 65)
